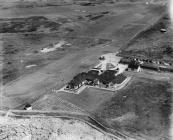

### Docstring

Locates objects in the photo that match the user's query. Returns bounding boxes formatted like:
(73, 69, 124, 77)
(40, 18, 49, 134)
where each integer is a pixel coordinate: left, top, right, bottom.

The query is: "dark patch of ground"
(0, 16, 66, 33)
(94, 78, 172, 139)
(77, 11, 110, 22)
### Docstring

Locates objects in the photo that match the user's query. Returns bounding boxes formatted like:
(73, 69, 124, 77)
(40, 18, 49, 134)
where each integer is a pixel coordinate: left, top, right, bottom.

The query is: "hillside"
(120, 13, 173, 63)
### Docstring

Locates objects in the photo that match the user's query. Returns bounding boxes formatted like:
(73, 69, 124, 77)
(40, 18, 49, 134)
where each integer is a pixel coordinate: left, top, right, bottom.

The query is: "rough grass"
(0, 16, 62, 33)
(120, 13, 173, 63)
(95, 78, 172, 139)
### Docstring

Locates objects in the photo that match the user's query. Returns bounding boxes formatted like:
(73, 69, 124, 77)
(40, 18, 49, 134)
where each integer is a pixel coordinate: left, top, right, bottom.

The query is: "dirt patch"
(0, 116, 115, 140)
(0, 16, 74, 33)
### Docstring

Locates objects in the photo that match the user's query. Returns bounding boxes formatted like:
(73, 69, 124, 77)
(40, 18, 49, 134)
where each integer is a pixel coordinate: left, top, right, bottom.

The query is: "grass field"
(94, 77, 172, 140)
(32, 74, 173, 140)
(120, 13, 173, 64)
(57, 87, 115, 113)
(32, 94, 84, 112)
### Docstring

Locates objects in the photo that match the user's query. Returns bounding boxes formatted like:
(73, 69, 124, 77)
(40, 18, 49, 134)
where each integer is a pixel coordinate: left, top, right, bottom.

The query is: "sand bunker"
(40, 41, 66, 53)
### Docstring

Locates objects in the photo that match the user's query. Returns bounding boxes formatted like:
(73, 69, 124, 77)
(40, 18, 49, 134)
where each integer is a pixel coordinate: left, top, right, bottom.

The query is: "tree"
(98, 70, 116, 85)
(67, 80, 76, 89)
(128, 59, 139, 70)
(85, 70, 99, 85)
(73, 73, 86, 87)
